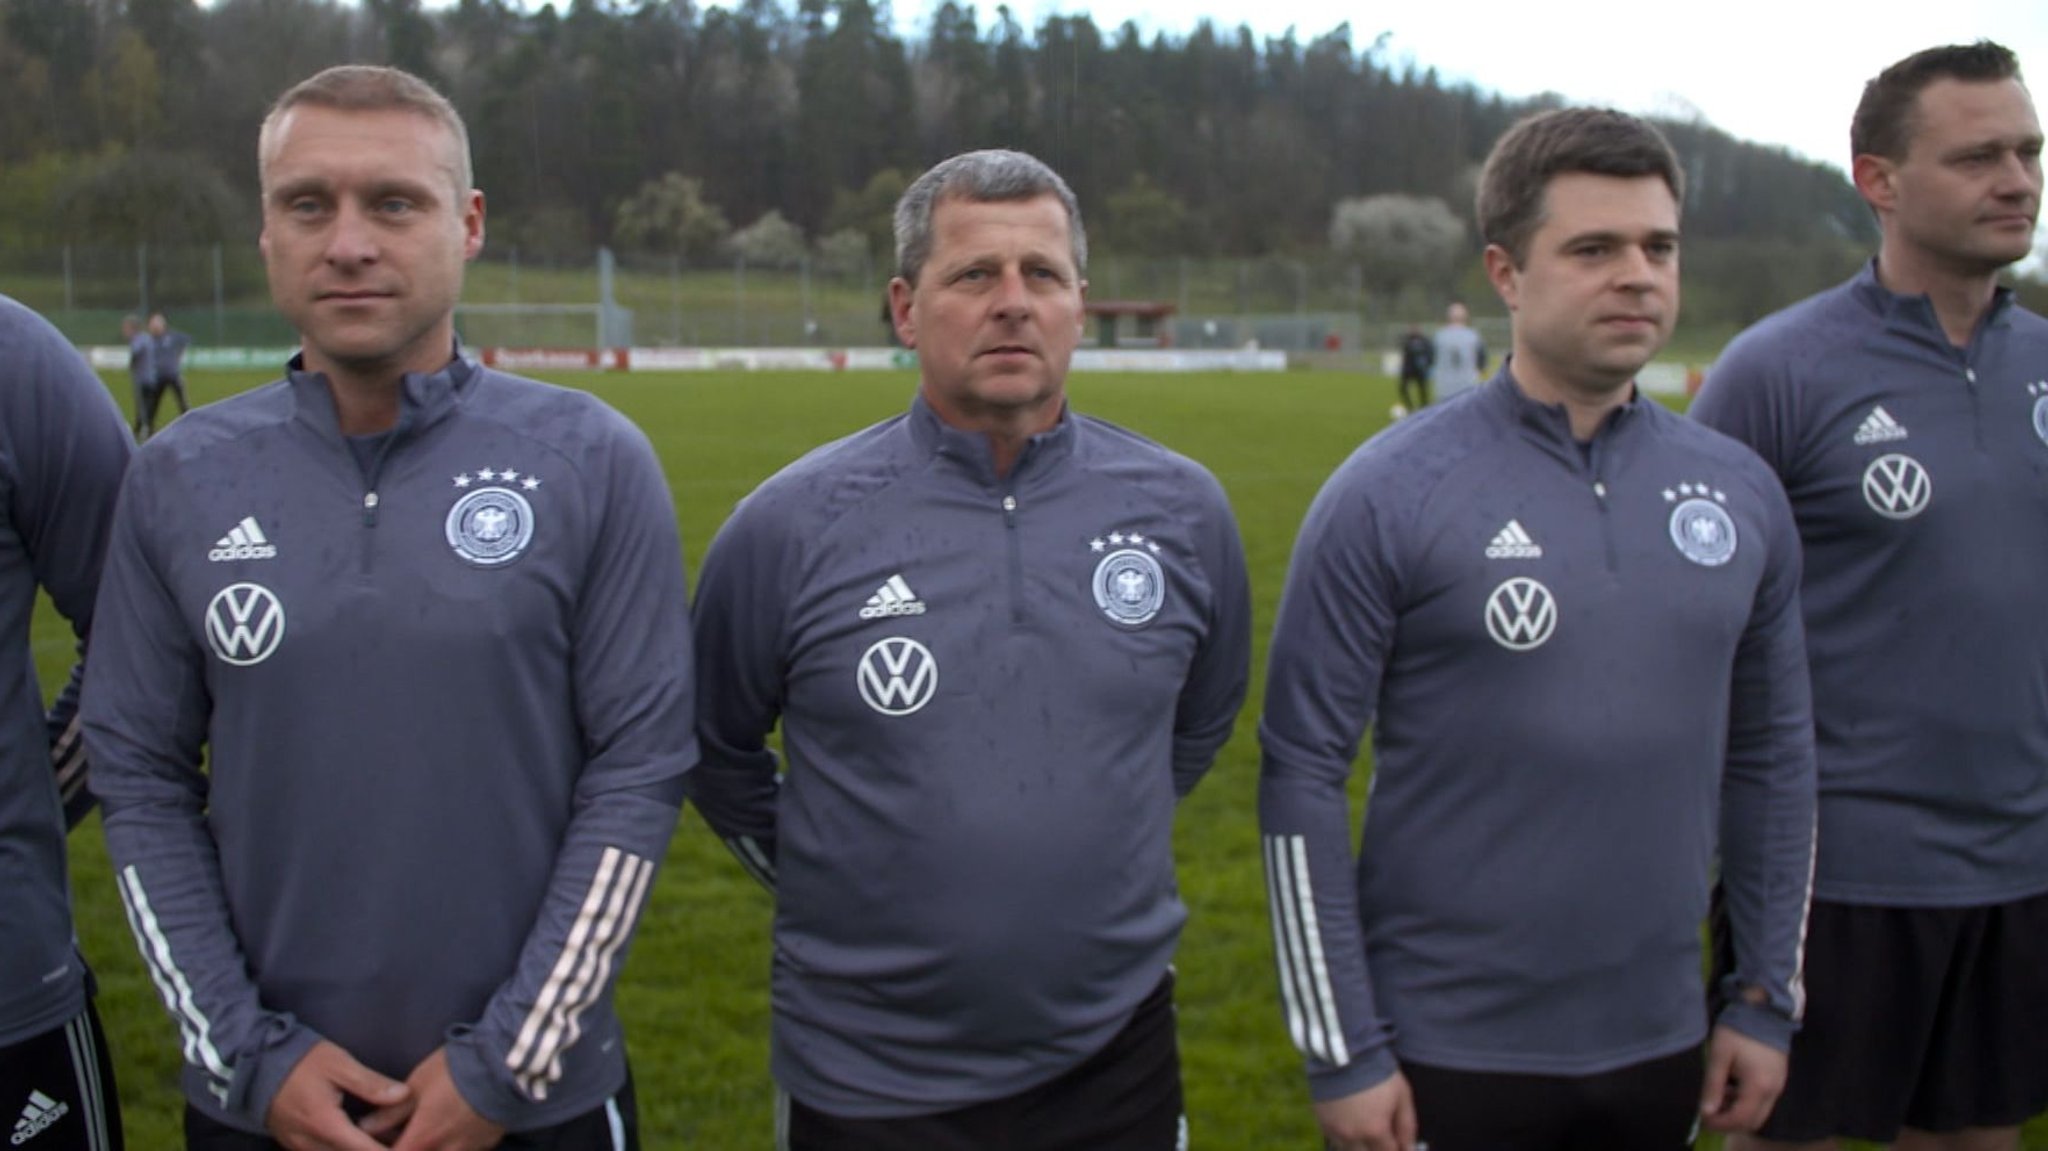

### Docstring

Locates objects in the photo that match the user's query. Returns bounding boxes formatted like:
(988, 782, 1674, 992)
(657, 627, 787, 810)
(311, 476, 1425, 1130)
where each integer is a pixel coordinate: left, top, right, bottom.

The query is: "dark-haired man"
(121, 315, 154, 442)
(1261, 107, 1817, 1151)
(1395, 325, 1434, 412)
(1694, 40, 2048, 1151)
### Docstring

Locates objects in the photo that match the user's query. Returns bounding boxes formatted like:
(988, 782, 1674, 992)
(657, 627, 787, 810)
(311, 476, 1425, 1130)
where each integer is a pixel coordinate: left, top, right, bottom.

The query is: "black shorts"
(0, 999, 122, 1151)
(1711, 888, 2048, 1141)
(184, 1066, 637, 1150)
(1402, 1046, 1701, 1151)
(778, 973, 1184, 1151)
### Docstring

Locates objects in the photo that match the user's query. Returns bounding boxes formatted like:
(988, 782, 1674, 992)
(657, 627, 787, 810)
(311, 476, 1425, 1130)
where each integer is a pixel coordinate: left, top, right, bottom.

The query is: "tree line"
(3, 0, 1985, 328)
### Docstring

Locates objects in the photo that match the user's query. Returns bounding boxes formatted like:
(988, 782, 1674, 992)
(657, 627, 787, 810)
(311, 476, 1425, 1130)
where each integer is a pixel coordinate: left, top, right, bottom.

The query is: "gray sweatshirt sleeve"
(1689, 347, 1793, 474)
(444, 415, 696, 1123)
(1711, 469, 1818, 1051)
(1170, 471, 1252, 798)
(8, 319, 132, 828)
(1257, 464, 1403, 1099)
(684, 490, 792, 892)
(88, 459, 321, 1123)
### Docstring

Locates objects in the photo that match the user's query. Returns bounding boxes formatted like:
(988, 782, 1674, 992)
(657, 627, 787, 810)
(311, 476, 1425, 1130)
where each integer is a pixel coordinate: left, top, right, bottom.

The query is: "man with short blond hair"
(85, 64, 694, 1151)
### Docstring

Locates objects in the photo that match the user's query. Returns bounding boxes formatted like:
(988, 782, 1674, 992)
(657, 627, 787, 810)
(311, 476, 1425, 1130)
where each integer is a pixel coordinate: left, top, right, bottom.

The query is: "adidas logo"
(208, 516, 277, 562)
(1484, 519, 1543, 559)
(1853, 405, 1909, 445)
(11, 1091, 68, 1145)
(859, 574, 927, 619)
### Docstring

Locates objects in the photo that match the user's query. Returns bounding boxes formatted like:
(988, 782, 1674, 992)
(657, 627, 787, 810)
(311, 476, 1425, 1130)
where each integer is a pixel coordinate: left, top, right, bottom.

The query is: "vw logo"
(1484, 577, 1557, 652)
(205, 582, 286, 666)
(1862, 454, 1932, 520)
(856, 637, 939, 716)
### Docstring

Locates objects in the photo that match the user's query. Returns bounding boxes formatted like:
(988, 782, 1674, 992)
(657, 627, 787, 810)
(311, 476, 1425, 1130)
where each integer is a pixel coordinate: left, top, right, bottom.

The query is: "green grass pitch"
(39, 368, 2048, 1148)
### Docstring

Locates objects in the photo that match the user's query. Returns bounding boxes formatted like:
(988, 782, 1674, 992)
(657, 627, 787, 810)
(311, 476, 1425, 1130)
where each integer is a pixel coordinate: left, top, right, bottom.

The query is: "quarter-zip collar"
(1482, 363, 1646, 471)
(286, 344, 479, 442)
(905, 393, 1078, 489)
(1852, 257, 2016, 354)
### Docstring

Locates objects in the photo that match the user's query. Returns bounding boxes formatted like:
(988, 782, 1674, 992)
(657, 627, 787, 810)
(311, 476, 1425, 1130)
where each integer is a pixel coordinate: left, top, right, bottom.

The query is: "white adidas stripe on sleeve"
(1262, 835, 1349, 1067)
(505, 847, 654, 1101)
(115, 866, 233, 1095)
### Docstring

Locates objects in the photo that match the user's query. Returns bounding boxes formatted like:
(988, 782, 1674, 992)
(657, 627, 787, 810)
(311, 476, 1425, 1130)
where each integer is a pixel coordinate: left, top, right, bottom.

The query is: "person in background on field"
(0, 294, 132, 1151)
(689, 147, 1252, 1150)
(1395, 324, 1434, 413)
(1428, 300, 1487, 401)
(144, 312, 192, 435)
(1693, 40, 2048, 1151)
(1260, 107, 1817, 1151)
(121, 314, 155, 442)
(83, 64, 694, 1151)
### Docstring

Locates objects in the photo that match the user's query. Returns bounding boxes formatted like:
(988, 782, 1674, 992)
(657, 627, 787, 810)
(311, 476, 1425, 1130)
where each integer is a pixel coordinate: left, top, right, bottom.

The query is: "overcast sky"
(897, 0, 2045, 174)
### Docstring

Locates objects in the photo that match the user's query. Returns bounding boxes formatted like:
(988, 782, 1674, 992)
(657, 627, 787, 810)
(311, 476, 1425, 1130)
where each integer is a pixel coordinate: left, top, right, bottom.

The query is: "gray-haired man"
(689, 148, 1252, 1150)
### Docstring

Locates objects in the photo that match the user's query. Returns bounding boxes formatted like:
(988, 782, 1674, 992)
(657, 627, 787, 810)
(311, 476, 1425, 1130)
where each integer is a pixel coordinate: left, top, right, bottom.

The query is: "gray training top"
(689, 395, 1251, 1119)
(153, 328, 192, 381)
(1260, 372, 1817, 1099)
(126, 331, 153, 389)
(1693, 261, 2048, 907)
(83, 355, 696, 1132)
(0, 294, 132, 1048)
(1430, 325, 1486, 398)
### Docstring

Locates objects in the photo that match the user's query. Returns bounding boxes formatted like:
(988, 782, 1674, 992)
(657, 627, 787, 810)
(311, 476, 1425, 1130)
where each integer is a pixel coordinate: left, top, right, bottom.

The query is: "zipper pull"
(1001, 494, 1017, 527)
(1593, 481, 1608, 499)
(363, 490, 380, 527)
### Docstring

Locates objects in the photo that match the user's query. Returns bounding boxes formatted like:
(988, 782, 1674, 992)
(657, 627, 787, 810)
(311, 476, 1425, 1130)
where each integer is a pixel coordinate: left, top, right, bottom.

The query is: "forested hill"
(3, 0, 1874, 283)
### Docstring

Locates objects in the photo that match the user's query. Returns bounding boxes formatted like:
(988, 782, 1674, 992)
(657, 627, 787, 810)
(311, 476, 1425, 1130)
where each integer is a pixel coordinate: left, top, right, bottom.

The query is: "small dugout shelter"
(1085, 300, 1177, 348)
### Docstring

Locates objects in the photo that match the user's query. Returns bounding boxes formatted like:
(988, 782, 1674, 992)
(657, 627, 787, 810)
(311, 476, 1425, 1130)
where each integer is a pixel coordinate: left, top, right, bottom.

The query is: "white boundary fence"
(86, 345, 1292, 374)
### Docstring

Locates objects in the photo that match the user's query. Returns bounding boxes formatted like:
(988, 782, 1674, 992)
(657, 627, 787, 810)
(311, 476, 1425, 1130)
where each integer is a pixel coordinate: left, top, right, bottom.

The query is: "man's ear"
(888, 277, 916, 348)
(1482, 244, 1521, 314)
(1851, 154, 1898, 218)
(463, 190, 486, 261)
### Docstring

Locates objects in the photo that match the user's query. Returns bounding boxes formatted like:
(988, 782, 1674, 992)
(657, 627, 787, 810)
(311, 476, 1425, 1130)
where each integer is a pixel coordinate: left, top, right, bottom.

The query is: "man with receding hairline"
(1260, 107, 1816, 1151)
(1429, 301, 1486, 401)
(1695, 40, 2048, 1151)
(689, 148, 1250, 1150)
(84, 64, 694, 1151)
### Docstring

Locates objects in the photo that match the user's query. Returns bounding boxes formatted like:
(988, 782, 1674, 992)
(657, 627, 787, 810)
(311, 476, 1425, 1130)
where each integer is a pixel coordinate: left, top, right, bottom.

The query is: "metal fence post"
(800, 254, 812, 344)
(734, 255, 746, 346)
(213, 244, 227, 345)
